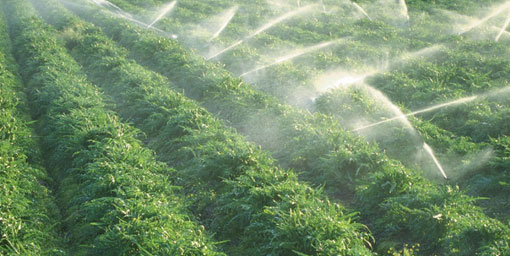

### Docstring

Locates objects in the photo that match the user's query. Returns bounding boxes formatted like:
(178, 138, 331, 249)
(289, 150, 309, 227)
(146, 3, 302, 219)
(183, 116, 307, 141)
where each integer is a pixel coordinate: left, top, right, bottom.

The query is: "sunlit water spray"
(355, 85, 447, 180)
(315, 45, 443, 93)
(90, 0, 130, 16)
(398, 0, 410, 21)
(496, 11, 510, 41)
(208, 6, 238, 41)
(207, 4, 318, 60)
(459, 1, 510, 35)
(352, 2, 372, 20)
(240, 39, 340, 77)
(353, 85, 510, 132)
(352, 95, 478, 131)
(423, 143, 448, 179)
(147, 1, 177, 28)
(84, 0, 178, 38)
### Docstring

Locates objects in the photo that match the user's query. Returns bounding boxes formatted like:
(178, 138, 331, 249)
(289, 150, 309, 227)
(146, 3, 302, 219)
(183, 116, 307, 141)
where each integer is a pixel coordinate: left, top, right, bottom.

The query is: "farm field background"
(1, 0, 510, 255)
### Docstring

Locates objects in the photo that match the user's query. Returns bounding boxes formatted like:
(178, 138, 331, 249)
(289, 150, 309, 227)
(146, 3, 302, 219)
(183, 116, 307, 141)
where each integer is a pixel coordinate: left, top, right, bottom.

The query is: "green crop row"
(32, 0, 375, 254)
(4, 0, 225, 254)
(65, 1, 510, 254)
(108, 0, 492, 171)
(116, 0, 510, 215)
(0, 8, 64, 255)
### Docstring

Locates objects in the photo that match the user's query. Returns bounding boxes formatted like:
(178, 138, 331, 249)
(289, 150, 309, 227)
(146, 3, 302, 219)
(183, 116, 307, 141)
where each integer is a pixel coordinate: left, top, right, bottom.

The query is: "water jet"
(207, 4, 318, 60)
(208, 6, 239, 41)
(147, 1, 177, 28)
(240, 40, 340, 77)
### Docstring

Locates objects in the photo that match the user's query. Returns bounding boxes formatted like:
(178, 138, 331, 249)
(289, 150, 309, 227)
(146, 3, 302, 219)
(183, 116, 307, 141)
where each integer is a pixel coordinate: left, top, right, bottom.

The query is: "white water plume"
(207, 4, 318, 60)
(84, 0, 178, 38)
(240, 40, 341, 77)
(423, 143, 448, 179)
(208, 6, 239, 41)
(437, 9, 510, 39)
(316, 72, 374, 93)
(355, 85, 447, 180)
(352, 85, 510, 132)
(147, 1, 177, 28)
(352, 2, 372, 20)
(395, 44, 444, 65)
(315, 45, 443, 94)
(398, 0, 410, 21)
(249, 4, 317, 38)
(89, 0, 132, 17)
(495, 11, 510, 41)
(352, 95, 478, 131)
(459, 1, 510, 35)
(362, 85, 415, 131)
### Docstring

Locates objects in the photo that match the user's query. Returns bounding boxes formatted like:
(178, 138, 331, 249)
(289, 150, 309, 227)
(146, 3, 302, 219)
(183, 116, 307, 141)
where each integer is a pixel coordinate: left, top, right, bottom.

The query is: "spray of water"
(423, 143, 448, 179)
(362, 85, 416, 131)
(315, 45, 443, 93)
(207, 4, 318, 60)
(208, 6, 238, 41)
(398, 0, 410, 21)
(240, 39, 340, 77)
(89, 0, 132, 17)
(147, 1, 177, 28)
(495, 11, 510, 41)
(353, 86, 510, 131)
(317, 73, 373, 93)
(352, 96, 478, 131)
(354, 84, 447, 180)
(459, 1, 510, 35)
(396, 44, 444, 64)
(352, 2, 372, 20)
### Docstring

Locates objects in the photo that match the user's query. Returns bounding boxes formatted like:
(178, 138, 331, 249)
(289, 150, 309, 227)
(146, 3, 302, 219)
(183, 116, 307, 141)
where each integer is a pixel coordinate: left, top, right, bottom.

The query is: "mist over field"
(1, 0, 510, 254)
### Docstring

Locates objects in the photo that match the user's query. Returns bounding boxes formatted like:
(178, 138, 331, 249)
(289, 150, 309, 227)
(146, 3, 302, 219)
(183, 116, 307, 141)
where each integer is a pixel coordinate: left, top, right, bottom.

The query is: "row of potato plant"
(4, 0, 225, 254)
(0, 8, 64, 255)
(32, 0, 376, 254)
(68, 1, 510, 254)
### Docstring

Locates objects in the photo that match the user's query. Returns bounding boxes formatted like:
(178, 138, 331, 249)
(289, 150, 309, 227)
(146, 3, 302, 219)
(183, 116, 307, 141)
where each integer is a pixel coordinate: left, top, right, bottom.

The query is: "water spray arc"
(423, 143, 448, 179)
(352, 96, 478, 131)
(398, 0, 410, 21)
(208, 6, 238, 41)
(459, 2, 510, 35)
(352, 2, 372, 20)
(207, 4, 318, 60)
(147, 1, 177, 28)
(352, 86, 510, 132)
(315, 45, 444, 93)
(240, 40, 341, 77)
(350, 84, 448, 180)
(84, 0, 177, 38)
(495, 11, 510, 41)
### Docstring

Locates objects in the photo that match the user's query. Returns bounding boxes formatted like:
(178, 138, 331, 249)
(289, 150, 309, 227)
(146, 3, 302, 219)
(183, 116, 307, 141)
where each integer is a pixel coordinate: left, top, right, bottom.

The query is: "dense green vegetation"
(0, 8, 63, 255)
(1, 0, 509, 254)
(62, 0, 510, 254)
(31, 1, 375, 254)
(3, 0, 224, 254)
(104, 0, 510, 226)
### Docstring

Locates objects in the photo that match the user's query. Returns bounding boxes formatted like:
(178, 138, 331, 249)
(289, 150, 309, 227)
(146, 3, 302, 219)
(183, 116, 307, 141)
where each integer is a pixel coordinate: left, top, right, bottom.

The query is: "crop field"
(1, 0, 509, 255)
